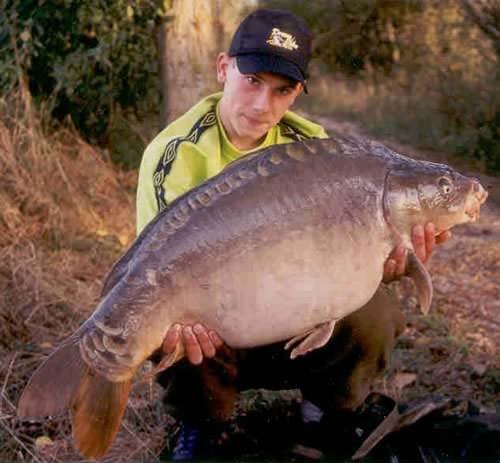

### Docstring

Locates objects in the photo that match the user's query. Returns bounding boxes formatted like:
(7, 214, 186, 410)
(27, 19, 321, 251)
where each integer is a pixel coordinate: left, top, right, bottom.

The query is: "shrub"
(1, 0, 166, 143)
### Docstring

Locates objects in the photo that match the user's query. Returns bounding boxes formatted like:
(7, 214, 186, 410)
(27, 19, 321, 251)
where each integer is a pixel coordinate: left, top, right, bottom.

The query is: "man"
(137, 9, 449, 460)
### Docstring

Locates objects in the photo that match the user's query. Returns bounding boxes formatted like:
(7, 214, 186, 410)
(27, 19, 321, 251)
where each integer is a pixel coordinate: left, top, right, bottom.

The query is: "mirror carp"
(18, 136, 488, 458)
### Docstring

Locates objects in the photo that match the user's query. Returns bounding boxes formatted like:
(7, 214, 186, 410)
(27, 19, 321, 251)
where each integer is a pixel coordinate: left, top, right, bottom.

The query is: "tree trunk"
(156, 0, 256, 127)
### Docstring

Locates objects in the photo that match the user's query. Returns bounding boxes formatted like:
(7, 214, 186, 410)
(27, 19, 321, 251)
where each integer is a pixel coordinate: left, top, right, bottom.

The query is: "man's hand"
(162, 323, 224, 365)
(383, 223, 451, 283)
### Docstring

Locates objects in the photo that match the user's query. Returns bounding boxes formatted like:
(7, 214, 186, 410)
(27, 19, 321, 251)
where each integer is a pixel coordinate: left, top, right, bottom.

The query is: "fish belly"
(170, 225, 388, 348)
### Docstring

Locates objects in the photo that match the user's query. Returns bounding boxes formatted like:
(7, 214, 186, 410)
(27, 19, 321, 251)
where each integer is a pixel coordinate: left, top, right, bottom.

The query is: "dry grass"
(0, 87, 170, 462)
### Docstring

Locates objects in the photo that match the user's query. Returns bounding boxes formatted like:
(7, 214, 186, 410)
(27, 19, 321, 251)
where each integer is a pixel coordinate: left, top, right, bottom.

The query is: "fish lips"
(464, 180, 488, 221)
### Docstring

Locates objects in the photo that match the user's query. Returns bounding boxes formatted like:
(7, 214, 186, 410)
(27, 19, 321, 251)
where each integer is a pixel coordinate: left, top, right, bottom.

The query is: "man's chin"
(243, 127, 270, 144)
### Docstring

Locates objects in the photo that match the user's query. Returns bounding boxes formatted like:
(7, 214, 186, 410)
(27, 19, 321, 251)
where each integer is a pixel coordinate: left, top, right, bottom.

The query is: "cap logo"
(266, 28, 298, 51)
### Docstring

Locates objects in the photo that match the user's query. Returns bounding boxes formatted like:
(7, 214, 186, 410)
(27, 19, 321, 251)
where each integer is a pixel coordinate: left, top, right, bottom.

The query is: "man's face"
(217, 53, 304, 150)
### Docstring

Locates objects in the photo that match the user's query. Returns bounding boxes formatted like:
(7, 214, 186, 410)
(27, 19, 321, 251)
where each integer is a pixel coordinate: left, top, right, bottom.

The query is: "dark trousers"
(157, 286, 405, 425)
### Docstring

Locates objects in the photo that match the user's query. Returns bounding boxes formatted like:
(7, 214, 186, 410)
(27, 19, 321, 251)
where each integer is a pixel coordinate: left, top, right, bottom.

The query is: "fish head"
(385, 161, 488, 244)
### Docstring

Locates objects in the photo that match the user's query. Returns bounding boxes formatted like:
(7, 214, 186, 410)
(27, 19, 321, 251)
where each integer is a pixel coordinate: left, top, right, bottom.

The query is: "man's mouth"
(243, 115, 268, 126)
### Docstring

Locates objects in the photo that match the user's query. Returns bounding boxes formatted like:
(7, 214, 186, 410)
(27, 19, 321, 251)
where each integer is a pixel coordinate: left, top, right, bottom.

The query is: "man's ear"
(216, 53, 231, 84)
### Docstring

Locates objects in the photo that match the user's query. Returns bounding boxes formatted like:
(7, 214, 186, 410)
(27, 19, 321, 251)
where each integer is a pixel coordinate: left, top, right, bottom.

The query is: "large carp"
(18, 136, 487, 458)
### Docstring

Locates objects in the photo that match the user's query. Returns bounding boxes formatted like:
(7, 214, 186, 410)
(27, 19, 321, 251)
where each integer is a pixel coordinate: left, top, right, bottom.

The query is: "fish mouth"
(464, 180, 488, 222)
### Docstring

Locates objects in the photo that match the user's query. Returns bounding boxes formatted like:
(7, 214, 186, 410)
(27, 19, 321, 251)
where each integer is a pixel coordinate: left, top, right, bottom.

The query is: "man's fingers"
(412, 224, 426, 262)
(424, 222, 436, 261)
(383, 245, 408, 283)
(383, 259, 396, 283)
(394, 246, 407, 277)
(162, 324, 181, 354)
(193, 324, 216, 358)
(162, 322, 225, 365)
(208, 330, 224, 349)
(182, 326, 203, 365)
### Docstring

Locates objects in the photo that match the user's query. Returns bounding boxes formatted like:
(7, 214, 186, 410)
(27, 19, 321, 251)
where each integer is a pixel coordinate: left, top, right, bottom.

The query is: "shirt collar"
(216, 102, 274, 161)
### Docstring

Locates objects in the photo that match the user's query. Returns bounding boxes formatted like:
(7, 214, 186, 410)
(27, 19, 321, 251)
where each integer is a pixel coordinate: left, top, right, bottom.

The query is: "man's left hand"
(383, 223, 451, 283)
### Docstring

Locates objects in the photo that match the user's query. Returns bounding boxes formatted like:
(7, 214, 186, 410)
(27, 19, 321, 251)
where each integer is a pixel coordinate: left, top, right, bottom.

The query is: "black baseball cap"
(229, 9, 312, 88)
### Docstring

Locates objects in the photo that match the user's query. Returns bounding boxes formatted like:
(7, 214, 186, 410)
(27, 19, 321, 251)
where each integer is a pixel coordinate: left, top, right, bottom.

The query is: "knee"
(202, 365, 238, 422)
(201, 348, 239, 422)
(324, 287, 405, 411)
(347, 286, 406, 347)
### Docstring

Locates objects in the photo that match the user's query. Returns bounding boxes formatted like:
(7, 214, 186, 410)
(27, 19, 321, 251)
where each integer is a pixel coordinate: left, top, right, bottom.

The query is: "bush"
(267, 0, 499, 174)
(1, 0, 166, 143)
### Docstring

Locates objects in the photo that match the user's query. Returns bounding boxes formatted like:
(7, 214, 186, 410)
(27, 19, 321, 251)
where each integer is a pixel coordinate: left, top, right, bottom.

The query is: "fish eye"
(438, 177, 453, 194)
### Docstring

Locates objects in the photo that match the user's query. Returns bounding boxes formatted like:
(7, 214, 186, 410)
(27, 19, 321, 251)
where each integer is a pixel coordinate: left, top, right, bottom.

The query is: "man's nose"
(253, 88, 272, 113)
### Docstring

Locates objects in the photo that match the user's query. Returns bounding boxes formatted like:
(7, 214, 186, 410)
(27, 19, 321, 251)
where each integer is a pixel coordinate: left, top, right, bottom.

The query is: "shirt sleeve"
(317, 126, 329, 139)
(280, 110, 329, 141)
(136, 140, 208, 234)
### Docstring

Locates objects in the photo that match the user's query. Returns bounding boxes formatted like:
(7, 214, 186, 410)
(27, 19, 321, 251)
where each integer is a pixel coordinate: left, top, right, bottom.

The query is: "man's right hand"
(162, 323, 224, 365)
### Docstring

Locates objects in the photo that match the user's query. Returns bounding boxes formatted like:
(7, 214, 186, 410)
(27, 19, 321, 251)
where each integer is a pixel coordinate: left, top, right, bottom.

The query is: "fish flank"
(94, 319, 123, 336)
(257, 161, 271, 176)
(102, 334, 129, 356)
(89, 330, 106, 352)
(270, 152, 283, 164)
(285, 142, 307, 161)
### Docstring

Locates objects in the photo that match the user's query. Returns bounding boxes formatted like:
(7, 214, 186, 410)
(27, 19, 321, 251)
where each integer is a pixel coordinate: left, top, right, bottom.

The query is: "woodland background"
(2, 0, 498, 171)
(0, 1, 498, 461)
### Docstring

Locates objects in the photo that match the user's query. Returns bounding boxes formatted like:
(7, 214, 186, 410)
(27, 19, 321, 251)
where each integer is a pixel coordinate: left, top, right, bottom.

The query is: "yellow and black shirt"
(136, 92, 328, 234)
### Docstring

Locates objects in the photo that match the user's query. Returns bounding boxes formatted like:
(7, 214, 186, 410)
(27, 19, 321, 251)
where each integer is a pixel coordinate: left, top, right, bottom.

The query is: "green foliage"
(263, 0, 425, 75)
(267, 0, 499, 174)
(1, 0, 166, 143)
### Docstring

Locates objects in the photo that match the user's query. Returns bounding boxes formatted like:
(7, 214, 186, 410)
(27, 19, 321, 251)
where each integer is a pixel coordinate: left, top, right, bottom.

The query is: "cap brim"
(236, 54, 307, 90)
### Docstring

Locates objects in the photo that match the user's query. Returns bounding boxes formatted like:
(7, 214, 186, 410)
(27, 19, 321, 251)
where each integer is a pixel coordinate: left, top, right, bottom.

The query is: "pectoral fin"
(285, 320, 337, 359)
(406, 251, 433, 314)
(140, 341, 185, 383)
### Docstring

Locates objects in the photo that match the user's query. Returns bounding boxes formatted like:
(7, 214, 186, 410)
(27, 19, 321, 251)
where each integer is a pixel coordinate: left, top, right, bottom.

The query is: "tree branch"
(459, 0, 500, 54)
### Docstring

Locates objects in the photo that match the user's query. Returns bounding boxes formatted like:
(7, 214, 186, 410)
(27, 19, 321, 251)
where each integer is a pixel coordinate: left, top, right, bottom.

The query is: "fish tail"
(18, 338, 87, 420)
(18, 338, 132, 459)
(71, 370, 132, 459)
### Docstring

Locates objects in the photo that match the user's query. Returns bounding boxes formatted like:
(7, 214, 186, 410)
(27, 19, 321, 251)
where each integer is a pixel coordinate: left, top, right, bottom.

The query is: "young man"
(137, 9, 448, 460)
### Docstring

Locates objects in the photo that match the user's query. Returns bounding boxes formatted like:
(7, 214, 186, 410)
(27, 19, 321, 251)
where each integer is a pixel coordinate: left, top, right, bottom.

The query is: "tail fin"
(71, 372, 132, 459)
(18, 338, 133, 459)
(18, 338, 87, 420)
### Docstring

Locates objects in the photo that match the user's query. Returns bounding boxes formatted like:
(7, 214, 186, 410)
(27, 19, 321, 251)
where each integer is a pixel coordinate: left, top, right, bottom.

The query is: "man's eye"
(246, 76, 259, 85)
(279, 88, 292, 96)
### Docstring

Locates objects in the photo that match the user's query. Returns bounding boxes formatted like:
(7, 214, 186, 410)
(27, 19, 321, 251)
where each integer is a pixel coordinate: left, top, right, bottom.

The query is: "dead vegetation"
(0, 91, 498, 461)
(0, 88, 170, 462)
